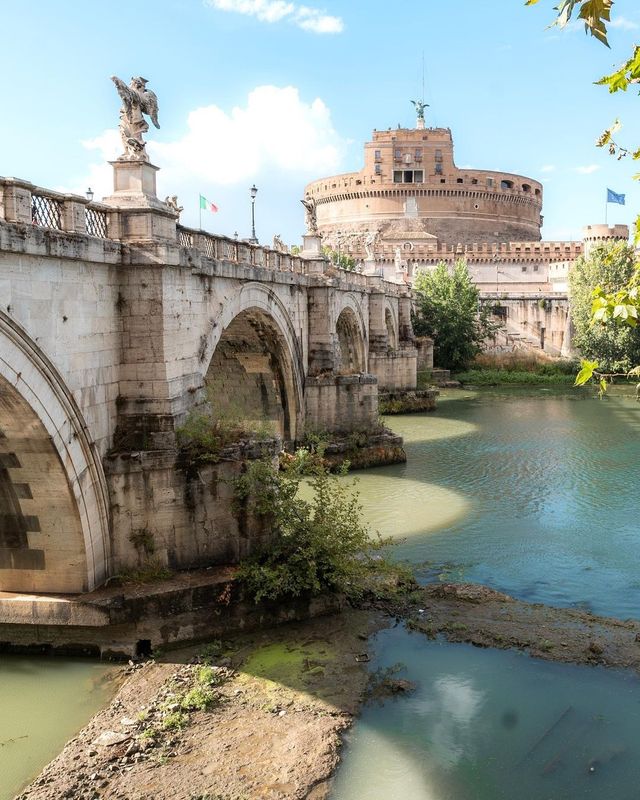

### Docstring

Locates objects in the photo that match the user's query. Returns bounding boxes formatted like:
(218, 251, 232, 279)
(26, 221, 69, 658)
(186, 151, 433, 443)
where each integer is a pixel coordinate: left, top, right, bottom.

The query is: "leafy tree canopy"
(569, 240, 640, 372)
(412, 260, 497, 371)
(322, 245, 357, 271)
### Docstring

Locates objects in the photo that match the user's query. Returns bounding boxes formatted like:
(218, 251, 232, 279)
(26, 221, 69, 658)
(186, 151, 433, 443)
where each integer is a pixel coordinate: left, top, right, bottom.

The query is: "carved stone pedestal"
(103, 159, 163, 208)
(302, 234, 322, 256)
(102, 158, 177, 241)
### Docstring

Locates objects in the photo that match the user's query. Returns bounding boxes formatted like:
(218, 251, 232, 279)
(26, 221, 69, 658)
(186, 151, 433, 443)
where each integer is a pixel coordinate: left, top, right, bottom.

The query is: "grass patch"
(455, 369, 576, 386)
(455, 353, 581, 386)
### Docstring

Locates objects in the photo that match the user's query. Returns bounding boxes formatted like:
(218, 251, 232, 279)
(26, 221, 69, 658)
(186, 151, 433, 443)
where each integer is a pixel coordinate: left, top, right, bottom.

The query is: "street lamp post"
(249, 184, 258, 244)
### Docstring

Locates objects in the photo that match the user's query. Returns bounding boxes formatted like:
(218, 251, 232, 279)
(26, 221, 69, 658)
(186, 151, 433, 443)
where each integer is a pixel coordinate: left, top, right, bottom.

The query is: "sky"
(3, 0, 640, 246)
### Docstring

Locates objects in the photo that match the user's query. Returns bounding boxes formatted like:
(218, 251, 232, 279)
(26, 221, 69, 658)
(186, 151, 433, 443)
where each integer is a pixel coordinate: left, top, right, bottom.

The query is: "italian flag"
(199, 194, 219, 213)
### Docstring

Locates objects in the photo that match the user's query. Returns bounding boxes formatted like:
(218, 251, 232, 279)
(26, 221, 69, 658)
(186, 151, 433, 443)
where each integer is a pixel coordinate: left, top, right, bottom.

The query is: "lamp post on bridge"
(248, 184, 258, 244)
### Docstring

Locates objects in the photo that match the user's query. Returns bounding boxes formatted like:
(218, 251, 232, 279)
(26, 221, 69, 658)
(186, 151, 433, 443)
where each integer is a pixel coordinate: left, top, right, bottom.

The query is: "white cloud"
(68, 85, 347, 242)
(150, 85, 344, 184)
(206, 0, 343, 33)
(540, 164, 556, 173)
(610, 17, 639, 31)
(574, 164, 601, 174)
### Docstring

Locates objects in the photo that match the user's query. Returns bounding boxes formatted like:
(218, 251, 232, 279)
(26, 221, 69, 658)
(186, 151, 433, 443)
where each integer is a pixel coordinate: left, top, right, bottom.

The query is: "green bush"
(569, 240, 640, 372)
(236, 450, 391, 603)
(454, 369, 576, 386)
(412, 260, 501, 371)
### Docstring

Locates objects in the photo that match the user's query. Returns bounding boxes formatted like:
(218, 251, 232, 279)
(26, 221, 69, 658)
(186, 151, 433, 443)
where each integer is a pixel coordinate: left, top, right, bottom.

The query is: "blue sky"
(3, 0, 640, 245)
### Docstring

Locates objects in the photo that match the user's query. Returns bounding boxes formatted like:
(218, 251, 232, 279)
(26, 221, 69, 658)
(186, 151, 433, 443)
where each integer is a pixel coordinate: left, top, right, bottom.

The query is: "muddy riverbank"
(17, 584, 640, 800)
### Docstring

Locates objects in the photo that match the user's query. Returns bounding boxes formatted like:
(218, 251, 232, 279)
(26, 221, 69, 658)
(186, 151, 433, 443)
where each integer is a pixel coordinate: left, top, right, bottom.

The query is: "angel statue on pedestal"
(111, 75, 160, 160)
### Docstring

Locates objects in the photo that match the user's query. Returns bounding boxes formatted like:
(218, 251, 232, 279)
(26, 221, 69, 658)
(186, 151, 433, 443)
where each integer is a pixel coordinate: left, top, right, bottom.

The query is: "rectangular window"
(435, 149, 442, 162)
(487, 177, 494, 187)
(374, 149, 381, 161)
(404, 170, 413, 183)
(415, 148, 422, 159)
(414, 170, 424, 183)
(393, 170, 403, 183)
(394, 149, 402, 159)
(435, 163, 443, 175)
(375, 163, 381, 175)
(521, 266, 527, 272)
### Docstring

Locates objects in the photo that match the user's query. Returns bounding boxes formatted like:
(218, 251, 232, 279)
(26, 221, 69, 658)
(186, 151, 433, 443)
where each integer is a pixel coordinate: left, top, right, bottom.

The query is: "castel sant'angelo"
(303, 105, 627, 291)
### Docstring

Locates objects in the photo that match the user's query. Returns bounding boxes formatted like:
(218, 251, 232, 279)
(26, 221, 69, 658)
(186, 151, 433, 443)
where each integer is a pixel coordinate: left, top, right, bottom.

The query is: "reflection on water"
(348, 389, 640, 618)
(0, 657, 118, 800)
(332, 627, 640, 800)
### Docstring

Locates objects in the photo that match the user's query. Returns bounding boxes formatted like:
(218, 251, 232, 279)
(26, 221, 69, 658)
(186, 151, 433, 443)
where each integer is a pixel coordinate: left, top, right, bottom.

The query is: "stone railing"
(176, 225, 309, 274)
(0, 177, 112, 239)
(0, 176, 408, 295)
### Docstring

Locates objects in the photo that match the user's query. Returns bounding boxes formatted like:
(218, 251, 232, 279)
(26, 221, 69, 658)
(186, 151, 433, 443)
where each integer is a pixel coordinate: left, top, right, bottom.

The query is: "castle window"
(394, 149, 402, 159)
(435, 163, 443, 175)
(501, 180, 514, 189)
(522, 183, 531, 193)
(393, 170, 403, 183)
(374, 149, 381, 161)
(415, 148, 422, 160)
(471, 178, 478, 185)
(456, 178, 463, 184)
(435, 149, 442, 162)
(487, 177, 494, 187)
(404, 170, 413, 182)
(521, 266, 527, 272)
(414, 170, 424, 183)
(535, 188, 541, 196)
(375, 164, 381, 175)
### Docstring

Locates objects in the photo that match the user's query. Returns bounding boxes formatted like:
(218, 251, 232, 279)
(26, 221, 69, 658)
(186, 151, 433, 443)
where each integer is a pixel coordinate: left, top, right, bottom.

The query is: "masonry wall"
(0, 221, 122, 456)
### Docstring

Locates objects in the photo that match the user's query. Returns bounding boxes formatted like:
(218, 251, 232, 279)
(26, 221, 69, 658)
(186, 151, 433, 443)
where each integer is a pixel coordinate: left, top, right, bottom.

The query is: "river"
(3, 387, 640, 799)
(330, 387, 640, 799)
(0, 657, 119, 800)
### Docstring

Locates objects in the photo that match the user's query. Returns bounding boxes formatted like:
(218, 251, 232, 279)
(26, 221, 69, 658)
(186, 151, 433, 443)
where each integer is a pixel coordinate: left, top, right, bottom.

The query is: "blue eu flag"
(607, 189, 626, 205)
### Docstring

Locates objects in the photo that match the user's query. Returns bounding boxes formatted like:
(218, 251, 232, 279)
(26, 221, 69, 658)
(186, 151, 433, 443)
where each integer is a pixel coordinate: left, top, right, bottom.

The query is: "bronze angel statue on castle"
(111, 75, 160, 159)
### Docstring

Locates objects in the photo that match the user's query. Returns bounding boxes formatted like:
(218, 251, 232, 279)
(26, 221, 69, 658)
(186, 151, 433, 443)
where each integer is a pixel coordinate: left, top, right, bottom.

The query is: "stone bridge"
(0, 160, 420, 596)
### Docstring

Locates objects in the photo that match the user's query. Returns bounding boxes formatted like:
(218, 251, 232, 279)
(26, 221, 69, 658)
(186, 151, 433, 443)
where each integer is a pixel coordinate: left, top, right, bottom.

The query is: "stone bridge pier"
(0, 156, 424, 595)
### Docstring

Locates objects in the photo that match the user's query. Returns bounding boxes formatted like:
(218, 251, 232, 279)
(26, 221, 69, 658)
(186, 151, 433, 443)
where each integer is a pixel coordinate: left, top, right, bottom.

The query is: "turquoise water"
(354, 388, 640, 619)
(331, 388, 640, 800)
(332, 626, 640, 800)
(0, 657, 118, 800)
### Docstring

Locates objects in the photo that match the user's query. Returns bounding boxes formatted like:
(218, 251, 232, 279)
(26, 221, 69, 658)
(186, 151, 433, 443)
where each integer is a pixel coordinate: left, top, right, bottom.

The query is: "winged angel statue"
(111, 75, 160, 159)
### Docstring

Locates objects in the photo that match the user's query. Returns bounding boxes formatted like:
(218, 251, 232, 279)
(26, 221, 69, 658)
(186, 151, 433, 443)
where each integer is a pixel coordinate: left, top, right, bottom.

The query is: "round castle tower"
(582, 224, 630, 258)
(304, 121, 543, 263)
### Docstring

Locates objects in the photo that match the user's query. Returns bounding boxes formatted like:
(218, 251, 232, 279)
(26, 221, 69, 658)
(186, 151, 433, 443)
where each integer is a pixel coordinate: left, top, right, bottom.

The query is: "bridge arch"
(202, 283, 304, 443)
(335, 303, 367, 374)
(0, 312, 110, 593)
(384, 299, 399, 350)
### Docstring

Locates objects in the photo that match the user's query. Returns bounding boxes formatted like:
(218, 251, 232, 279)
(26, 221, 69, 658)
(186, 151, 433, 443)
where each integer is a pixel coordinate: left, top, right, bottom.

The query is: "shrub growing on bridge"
(235, 450, 392, 603)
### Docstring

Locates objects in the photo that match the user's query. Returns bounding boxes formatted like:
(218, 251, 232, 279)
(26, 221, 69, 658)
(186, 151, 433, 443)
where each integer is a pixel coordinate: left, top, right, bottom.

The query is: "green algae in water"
(241, 641, 333, 690)
(331, 627, 640, 800)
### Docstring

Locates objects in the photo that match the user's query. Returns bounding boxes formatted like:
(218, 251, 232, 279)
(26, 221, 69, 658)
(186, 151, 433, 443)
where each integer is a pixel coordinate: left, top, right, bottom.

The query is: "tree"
(412, 260, 497, 371)
(569, 240, 640, 372)
(322, 245, 357, 271)
(527, 2, 640, 390)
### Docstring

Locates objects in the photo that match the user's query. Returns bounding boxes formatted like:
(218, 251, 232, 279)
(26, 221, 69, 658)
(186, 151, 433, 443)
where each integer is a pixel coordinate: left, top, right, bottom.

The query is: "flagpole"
(605, 195, 608, 225)
(199, 196, 202, 231)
